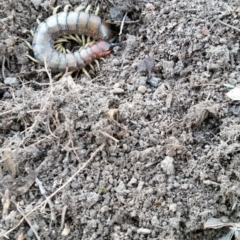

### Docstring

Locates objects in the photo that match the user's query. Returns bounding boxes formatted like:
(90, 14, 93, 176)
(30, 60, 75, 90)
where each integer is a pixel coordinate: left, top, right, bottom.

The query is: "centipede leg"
(82, 68, 91, 79)
(63, 4, 72, 12)
(89, 63, 95, 71)
(94, 60, 100, 70)
(74, 5, 86, 12)
(74, 34, 82, 45)
(36, 19, 41, 25)
(53, 72, 64, 79)
(94, 5, 100, 15)
(84, 5, 92, 13)
(53, 5, 62, 15)
(24, 39, 41, 63)
(30, 29, 34, 37)
(26, 54, 40, 63)
(63, 34, 82, 45)
(24, 39, 33, 50)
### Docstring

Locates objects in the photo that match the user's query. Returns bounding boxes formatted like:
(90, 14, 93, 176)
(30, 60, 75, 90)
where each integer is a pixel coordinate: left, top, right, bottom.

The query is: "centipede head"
(93, 41, 112, 57)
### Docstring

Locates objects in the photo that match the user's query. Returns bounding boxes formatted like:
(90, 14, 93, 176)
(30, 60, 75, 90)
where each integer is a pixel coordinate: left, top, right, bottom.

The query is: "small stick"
(217, 19, 240, 33)
(100, 131, 119, 143)
(119, 12, 128, 36)
(2, 56, 6, 80)
(60, 206, 68, 229)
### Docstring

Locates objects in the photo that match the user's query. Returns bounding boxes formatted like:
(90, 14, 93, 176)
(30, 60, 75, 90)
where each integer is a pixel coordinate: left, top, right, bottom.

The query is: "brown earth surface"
(1, 0, 240, 239)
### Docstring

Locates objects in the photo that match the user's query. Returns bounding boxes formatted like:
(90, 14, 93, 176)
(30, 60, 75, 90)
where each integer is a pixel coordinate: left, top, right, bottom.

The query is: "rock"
(161, 156, 175, 175)
(137, 228, 152, 234)
(4, 77, 20, 87)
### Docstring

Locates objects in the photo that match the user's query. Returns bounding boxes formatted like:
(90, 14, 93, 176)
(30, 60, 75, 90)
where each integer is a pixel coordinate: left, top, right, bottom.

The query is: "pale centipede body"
(32, 11, 115, 71)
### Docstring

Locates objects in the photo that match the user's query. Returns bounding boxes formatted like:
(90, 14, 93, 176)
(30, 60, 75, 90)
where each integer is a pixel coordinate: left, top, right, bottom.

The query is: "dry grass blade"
(2, 150, 17, 176)
(1, 189, 10, 218)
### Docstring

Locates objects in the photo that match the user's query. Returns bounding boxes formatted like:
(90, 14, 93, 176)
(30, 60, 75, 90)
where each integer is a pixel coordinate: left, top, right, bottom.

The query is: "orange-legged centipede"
(32, 11, 119, 72)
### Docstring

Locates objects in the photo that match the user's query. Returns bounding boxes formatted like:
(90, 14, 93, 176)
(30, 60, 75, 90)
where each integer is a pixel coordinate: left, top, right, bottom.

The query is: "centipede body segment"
(32, 11, 116, 72)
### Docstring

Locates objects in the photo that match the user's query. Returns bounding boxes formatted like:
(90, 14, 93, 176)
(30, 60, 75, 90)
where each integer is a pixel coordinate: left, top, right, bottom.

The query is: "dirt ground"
(1, 0, 240, 239)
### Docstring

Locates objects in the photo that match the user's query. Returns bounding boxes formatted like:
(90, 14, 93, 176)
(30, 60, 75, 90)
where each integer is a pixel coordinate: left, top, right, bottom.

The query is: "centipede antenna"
(53, 5, 62, 15)
(119, 12, 128, 36)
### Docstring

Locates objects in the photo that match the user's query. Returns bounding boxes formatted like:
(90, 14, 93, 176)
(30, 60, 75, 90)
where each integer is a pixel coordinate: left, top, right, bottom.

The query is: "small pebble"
(137, 228, 152, 234)
(151, 215, 160, 226)
(4, 77, 20, 87)
(100, 205, 109, 213)
(110, 7, 124, 21)
(115, 181, 129, 194)
(111, 88, 125, 95)
(128, 177, 137, 186)
(138, 85, 147, 93)
(27, 223, 40, 237)
(133, 93, 143, 102)
(87, 219, 97, 229)
(137, 181, 144, 191)
(169, 203, 177, 212)
(112, 58, 121, 66)
(161, 156, 175, 175)
(148, 77, 160, 87)
(31, 0, 43, 8)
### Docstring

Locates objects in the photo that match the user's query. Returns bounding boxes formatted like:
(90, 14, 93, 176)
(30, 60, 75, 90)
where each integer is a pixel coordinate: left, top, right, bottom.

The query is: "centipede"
(32, 10, 119, 72)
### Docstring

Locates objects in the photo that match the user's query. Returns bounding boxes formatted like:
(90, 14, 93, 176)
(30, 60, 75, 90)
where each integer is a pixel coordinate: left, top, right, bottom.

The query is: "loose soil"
(1, 0, 240, 239)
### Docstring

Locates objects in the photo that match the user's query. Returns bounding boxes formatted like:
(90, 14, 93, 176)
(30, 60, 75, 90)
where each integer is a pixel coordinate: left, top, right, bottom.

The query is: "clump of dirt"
(1, 0, 240, 239)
